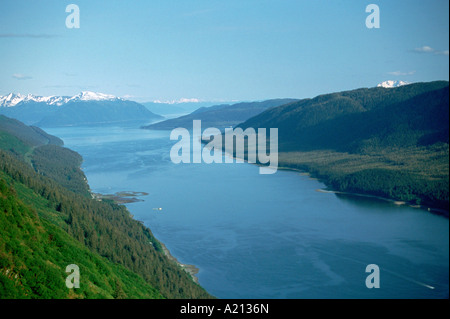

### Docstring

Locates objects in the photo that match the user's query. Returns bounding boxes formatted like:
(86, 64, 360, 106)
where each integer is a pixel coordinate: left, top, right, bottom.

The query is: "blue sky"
(0, 0, 448, 102)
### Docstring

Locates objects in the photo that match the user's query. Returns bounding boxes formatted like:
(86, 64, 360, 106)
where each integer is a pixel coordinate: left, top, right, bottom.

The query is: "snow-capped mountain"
(152, 98, 201, 105)
(377, 80, 410, 88)
(0, 91, 122, 107)
(68, 91, 122, 103)
(0, 91, 162, 127)
(0, 93, 64, 107)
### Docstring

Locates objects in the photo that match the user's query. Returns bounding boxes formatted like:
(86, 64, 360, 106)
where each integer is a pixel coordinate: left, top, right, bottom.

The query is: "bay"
(44, 124, 449, 299)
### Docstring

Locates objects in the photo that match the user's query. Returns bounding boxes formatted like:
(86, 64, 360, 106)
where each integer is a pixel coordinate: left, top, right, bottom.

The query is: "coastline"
(89, 187, 202, 282)
(91, 190, 202, 282)
(202, 140, 449, 217)
(159, 242, 200, 284)
(91, 191, 148, 204)
(315, 188, 449, 217)
(277, 165, 449, 218)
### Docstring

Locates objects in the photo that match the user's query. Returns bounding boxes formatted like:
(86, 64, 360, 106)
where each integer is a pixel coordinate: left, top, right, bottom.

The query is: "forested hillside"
(236, 82, 450, 211)
(0, 116, 212, 299)
(239, 81, 449, 152)
(0, 116, 63, 148)
(0, 176, 162, 299)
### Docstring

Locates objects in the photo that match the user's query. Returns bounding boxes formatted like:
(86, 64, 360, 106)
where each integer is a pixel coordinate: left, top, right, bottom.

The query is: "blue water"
(44, 124, 449, 299)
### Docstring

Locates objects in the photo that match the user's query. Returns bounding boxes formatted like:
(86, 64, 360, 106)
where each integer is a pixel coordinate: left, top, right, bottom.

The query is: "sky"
(0, 0, 448, 102)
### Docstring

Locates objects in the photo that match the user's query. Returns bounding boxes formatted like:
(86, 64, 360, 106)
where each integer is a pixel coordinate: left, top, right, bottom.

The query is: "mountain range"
(0, 91, 163, 127)
(143, 98, 298, 130)
(0, 91, 122, 107)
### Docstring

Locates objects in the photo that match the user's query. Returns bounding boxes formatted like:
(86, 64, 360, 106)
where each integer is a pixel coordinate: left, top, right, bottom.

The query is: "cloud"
(388, 70, 416, 76)
(436, 50, 449, 56)
(0, 33, 58, 39)
(414, 46, 435, 53)
(413, 46, 449, 56)
(12, 73, 33, 80)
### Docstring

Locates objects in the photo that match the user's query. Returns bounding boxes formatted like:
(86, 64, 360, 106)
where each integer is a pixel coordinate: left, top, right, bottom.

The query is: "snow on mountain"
(68, 91, 121, 102)
(0, 91, 122, 107)
(0, 93, 25, 107)
(377, 80, 410, 88)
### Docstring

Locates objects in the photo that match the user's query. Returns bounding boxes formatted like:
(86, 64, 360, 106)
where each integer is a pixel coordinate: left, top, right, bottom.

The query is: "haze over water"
(45, 124, 449, 299)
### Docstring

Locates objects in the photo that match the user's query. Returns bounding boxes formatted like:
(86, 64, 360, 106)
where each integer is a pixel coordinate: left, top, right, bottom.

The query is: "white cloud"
(388, 70, 416, 76)
(12, 73, 32, 80)
(436, 50, 449, 56)
(414, 46, 435, 53)
(413, 46, 449, 56)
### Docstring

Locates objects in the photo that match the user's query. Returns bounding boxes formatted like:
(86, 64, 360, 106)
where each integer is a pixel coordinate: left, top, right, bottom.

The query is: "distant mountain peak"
(152, 98, 201, 104)
(0, 93, 25, 107)
(0, 93, 67, 107)
(377, 80, 410, 88)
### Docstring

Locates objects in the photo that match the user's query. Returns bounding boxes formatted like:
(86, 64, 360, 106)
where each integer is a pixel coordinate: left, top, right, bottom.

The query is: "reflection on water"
(44, 125, 449, 299)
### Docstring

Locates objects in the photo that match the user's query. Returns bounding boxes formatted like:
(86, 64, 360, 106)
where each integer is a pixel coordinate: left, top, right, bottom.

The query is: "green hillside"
(0, 131, 31, 157)
(236, 82, 450, 211)
(0, 117, 212, 299)
(239, 81, 449, 151)
(0, 115, 63, 148)
(0, 176, 162, 299)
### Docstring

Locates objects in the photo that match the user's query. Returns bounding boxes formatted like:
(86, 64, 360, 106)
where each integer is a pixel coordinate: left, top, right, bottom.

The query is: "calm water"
(45, 124, 449, 299)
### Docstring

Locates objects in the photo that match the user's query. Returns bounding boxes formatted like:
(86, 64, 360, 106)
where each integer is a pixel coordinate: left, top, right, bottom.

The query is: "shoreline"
(277, 166, 449, 218)
(201, 141, 449, 217)
(91, 191, 149, 204)
(89, 187, 202, 283)
(315, 188, 449, 217)
(159, 242, 200, 284)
